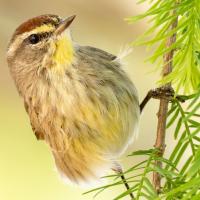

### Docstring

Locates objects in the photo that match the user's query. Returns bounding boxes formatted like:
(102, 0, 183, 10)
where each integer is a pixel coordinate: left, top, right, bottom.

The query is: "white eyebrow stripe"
(7, 32, 29, 58)
(7, 24, 55, 58)
(34, 24, 55, 33)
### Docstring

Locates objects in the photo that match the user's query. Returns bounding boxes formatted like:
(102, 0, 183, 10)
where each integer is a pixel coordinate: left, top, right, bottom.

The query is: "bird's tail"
(48, 134, 113, 187)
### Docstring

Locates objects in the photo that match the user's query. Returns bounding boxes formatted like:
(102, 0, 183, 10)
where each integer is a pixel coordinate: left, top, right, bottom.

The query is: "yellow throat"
(34, 24, 74, 74)
(52, 35, 74, 73)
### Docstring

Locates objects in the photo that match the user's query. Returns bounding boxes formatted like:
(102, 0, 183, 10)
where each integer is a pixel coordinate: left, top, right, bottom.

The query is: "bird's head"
(7, 14, 76, 76)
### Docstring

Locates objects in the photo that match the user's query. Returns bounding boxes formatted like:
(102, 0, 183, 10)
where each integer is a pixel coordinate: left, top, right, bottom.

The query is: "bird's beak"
(55, 15, 76, 36)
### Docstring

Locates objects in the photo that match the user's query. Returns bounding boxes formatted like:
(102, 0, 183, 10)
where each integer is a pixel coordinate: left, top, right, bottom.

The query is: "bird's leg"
(140, 86, 185, 113)
(112, 163, 134, 200)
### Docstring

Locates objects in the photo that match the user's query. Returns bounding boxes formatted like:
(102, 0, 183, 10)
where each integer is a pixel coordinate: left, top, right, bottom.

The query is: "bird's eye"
(28, 34, 40, 44)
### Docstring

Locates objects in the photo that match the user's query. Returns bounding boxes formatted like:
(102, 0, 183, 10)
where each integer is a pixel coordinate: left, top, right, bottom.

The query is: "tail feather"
(115, 45, 133, 61)
(50, 137, 113, 186)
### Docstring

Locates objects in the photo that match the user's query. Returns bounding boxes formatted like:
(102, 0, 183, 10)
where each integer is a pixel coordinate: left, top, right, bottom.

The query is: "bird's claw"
(149, 86, 175, 101)
(149, 86, 185, 103)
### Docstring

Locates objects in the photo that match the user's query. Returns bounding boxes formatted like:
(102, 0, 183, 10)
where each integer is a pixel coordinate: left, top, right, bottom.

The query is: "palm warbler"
(7, 14, 140, 185)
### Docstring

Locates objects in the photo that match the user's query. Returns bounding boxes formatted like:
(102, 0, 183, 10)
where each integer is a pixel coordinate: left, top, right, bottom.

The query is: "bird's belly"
(28, 75, 139, 156)
(37, 90, 139, 158)
(27, 73, 140, 184)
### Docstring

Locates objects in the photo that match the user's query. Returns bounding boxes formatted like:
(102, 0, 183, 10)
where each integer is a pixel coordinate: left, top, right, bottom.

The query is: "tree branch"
(153, 4, 179, 193)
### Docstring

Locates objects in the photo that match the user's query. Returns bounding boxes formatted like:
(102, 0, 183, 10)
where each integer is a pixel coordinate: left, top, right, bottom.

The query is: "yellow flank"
(34, 24, 55, 33)
(78, 101, 121, 143)
(52, 36, 74, 73)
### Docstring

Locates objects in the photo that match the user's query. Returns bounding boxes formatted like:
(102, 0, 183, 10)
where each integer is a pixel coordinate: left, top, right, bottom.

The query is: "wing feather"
(76, 46, 117, 61)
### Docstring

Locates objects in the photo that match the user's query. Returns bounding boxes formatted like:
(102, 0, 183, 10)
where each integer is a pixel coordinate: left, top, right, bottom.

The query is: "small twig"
(152, 3, 179, 193)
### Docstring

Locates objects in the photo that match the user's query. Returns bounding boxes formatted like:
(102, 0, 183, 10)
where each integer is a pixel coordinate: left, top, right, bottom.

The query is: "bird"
(6, 14, 140, 187)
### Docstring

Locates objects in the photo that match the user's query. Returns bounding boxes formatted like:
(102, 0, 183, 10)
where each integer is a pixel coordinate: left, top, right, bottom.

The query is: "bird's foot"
(148, 86, 185, 102)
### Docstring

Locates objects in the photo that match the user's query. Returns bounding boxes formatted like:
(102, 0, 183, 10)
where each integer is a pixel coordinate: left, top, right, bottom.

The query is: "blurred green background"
(0, 0, 164, 199)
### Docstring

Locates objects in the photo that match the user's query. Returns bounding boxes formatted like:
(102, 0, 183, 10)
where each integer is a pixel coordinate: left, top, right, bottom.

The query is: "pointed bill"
(55, 15, 76, 36)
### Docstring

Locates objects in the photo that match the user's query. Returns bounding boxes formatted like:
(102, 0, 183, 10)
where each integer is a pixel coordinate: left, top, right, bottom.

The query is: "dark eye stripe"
(25, 31, 53, 44)
(39, 31, 53, 39)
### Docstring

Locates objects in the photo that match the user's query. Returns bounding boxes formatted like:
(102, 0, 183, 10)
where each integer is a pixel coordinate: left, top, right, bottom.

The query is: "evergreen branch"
(176, 100, 196, 155)
(153, 0, 179, 193)
(84, 1, 200, 199)
(136, 152, 154, 199)
(129, 0, 200, 93)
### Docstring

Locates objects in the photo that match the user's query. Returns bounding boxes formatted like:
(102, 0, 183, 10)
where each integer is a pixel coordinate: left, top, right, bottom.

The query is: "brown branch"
(152, 4, 179, 193)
